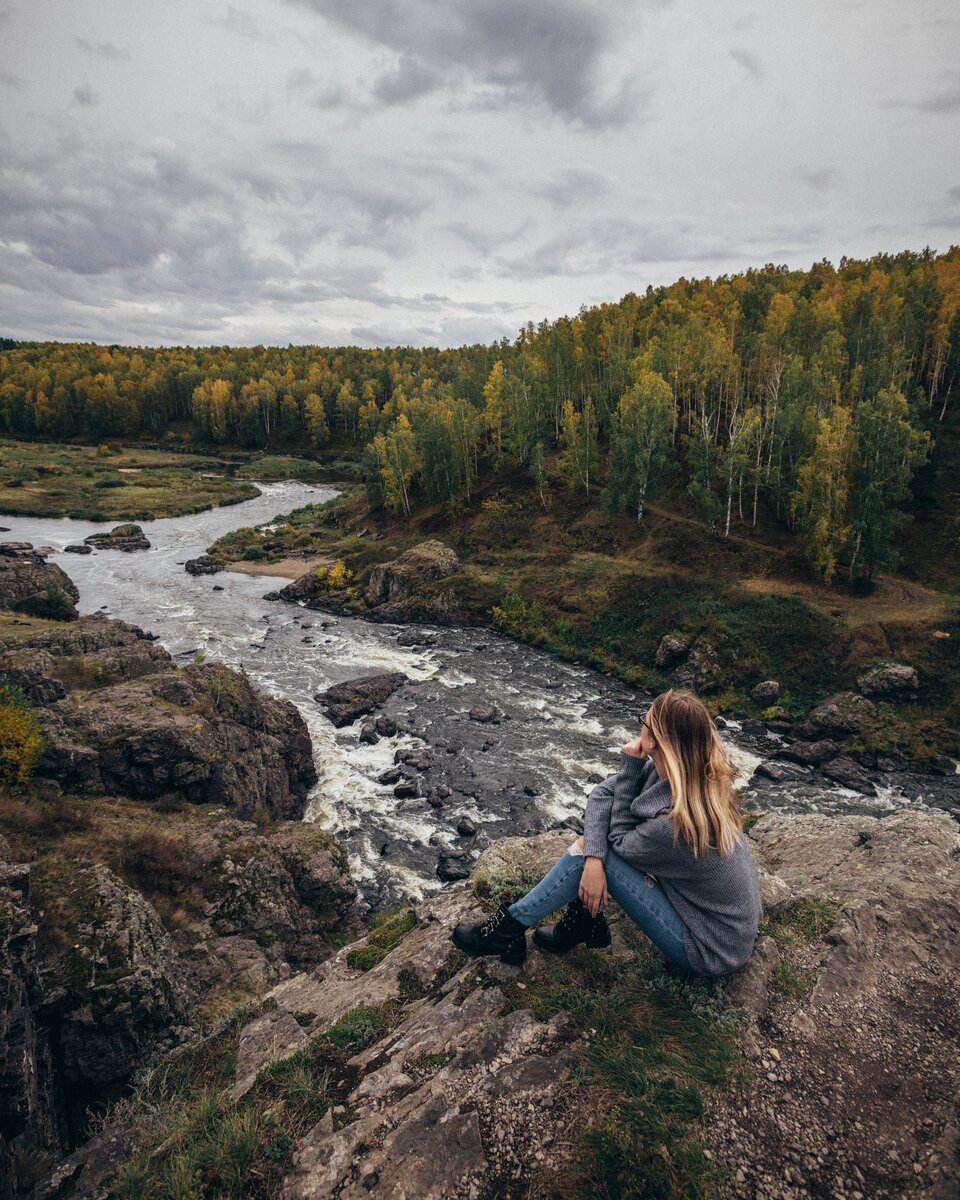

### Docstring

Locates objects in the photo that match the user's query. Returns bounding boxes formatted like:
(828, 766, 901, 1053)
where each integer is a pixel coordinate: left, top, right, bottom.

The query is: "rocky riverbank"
(0, 592, 357, 1196)
(1, 538, 957, 1199)
(272, 538, 958, 805)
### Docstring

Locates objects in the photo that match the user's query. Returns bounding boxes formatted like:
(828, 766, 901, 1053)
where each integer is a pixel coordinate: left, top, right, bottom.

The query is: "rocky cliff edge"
(45, 809, 959, 1200)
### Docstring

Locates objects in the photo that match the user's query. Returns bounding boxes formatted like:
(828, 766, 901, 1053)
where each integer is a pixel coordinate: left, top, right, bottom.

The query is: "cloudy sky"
(1, 0, 958, 348)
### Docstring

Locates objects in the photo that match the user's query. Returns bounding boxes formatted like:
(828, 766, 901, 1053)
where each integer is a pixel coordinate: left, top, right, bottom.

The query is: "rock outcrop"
(365, 541, 461, 606)
(803, 690, 879, 737)
(27, 806, 960, 1200)
(856, 661, 919, 700)
(2, 812, 356, 1179)
(36, 663, 316, 816)
(83, 524, 150, 552)
(0, 614, 173, 705)
(655, 632, 693, 669)
(363, 541, 464, 624)
(671, 635, 723, 694)
(0, 616, 316, 817)
(0, 847, 61, 1200)
(40, 861, 193, 1128)
(0, 551, 79, 620)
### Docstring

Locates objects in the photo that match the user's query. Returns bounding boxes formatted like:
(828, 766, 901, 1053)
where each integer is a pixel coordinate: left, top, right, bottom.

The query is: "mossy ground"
(0, 440, 264, 520)
(760, 899, 839, 1001)
(108, 999, 401, 1200)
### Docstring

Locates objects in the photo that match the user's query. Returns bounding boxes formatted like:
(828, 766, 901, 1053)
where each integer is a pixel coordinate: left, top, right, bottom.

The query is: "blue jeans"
(508, 847, 691, 968)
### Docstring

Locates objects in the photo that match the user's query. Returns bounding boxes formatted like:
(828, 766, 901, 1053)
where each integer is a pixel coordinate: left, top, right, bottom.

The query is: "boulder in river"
(436, 849, 471, 881)
(315, 672, 408, 727)
(819, 755, 877, 795)
(63, 543, 93, 555)
(184, 555, 224, 576)
(0, 553, 79, 620)
(469, 705, 500, 724)
(359, 721, 379, 745)
(83, 524, 151, 552)
(774, 739, 841, 767)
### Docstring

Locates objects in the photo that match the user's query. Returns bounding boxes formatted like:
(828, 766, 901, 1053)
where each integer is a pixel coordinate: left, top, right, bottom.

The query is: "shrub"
(44, 581, 75, 621)
(0, 678, 45, 785)
(94, 477, 126, 489)
(242, 546, 264, 561)
(314, 559, 353, 591)
(325, 1003, 396, 1050)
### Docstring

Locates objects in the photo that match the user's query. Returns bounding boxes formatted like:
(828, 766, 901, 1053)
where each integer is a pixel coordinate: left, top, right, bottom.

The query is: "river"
(2, 482, 954, 909)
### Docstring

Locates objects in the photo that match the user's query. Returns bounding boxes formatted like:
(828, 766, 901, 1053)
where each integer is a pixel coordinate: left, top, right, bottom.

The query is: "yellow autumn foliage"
(0, 679, 45, 785)
(314, 559, 353, 591)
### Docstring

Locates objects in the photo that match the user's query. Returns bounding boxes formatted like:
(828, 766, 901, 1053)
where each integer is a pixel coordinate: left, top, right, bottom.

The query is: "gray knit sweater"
(582, 752, 761, 976)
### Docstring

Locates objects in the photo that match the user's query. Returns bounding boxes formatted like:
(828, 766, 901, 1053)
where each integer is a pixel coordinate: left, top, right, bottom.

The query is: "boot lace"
(478, 909, 503, 938)
(558, 904, 581, 934)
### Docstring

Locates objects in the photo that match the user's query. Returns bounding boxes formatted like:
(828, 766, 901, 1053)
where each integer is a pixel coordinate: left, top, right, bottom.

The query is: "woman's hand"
(621, 734, 645, 759)
(579, 857, 608, 917)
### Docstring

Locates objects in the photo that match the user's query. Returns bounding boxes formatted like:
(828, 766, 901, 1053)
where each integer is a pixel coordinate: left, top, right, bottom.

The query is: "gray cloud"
(210, 5, 277, 43)
(799, 168, 836, 191)
(889, 71, 960, 114)
(918, 87, 960, 113)
(284, 0, 643, 126)
(495, 218, 735, 279)
(729, 47, 764, 79)
(530, 167, 611, 210)
(947, 184, 960, 203)
(309, 83, 352, 109)
(72, 83, 99, 107)
(74, 37, 131, 61)
(371, 55, 440, 105)
(0, 69, 22, 88)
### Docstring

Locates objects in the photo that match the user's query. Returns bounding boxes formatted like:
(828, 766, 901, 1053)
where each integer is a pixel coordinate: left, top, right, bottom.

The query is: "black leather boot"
(452, 903, 528, 965)
(532, 898, 611, 954)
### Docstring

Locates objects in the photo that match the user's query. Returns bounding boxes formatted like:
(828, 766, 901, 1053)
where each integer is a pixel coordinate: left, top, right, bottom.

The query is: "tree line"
(1, 247, 958, 583)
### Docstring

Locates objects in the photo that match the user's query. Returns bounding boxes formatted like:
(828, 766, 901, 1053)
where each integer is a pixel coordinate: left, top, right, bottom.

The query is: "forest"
(1, 247, 958, 585)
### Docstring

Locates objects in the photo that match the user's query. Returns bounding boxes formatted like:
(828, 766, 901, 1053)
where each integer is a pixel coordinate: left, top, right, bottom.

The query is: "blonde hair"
(645, 689, 741, 857)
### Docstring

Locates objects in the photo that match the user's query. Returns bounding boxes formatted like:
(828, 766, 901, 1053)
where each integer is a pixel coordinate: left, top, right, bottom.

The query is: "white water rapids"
(1, 481, 947, 909)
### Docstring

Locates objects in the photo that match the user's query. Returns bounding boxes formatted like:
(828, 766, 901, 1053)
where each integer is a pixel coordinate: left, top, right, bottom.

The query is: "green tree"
(791, 405, 854, 583)
(373, 414, 422, 516)
(848, 388, 932, 581)
(557, 397, 598, 497)
(304, 392, 329, 449)
(605, 369, 674, 522)
(483, 360, 506, 461)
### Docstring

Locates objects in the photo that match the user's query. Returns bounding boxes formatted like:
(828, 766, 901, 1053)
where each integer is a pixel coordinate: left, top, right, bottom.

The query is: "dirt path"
(224, 555, 332, 580)
(642, 501, 792, 556)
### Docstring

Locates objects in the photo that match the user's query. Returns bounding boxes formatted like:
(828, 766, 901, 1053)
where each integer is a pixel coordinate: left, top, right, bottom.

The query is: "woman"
(452, 689, 761, 976)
